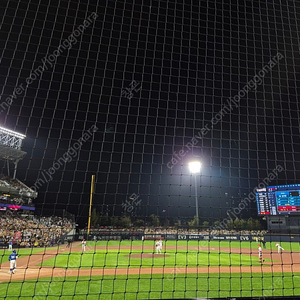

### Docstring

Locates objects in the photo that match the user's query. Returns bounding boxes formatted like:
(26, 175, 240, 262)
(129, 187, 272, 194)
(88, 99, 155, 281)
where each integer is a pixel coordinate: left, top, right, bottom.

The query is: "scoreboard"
(256, 188, 271, 215)
(256, 184, 300, 215)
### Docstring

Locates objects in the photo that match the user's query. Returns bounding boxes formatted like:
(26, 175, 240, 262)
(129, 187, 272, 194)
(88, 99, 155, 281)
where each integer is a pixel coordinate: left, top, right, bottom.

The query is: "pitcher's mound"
(126, 254, 170, 258)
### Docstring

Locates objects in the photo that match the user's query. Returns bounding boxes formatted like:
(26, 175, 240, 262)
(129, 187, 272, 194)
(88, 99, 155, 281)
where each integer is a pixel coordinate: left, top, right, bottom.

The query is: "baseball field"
(0, 240, 300, 299)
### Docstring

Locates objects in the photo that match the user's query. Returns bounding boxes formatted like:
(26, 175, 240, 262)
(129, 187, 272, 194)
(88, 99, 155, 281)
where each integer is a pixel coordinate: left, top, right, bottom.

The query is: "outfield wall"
(77, 233, 300, 243)
(144, 234, 254, 241)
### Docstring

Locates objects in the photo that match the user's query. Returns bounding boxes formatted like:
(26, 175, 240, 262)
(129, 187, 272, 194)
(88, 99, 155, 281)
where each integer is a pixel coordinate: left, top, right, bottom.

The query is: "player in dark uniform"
(66, 239, 72, 248)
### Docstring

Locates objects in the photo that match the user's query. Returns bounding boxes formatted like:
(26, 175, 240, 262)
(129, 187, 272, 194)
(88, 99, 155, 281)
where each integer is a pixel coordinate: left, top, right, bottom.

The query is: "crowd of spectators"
(84, 227, 144, 235)
(81, 226, 267, 236)
(145, 228, 268, 235)
(0, 214, 75, 247)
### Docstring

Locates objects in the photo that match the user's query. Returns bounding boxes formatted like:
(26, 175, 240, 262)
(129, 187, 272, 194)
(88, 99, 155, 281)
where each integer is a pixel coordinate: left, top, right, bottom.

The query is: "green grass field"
(1, 273, 300, 299)
(1, 240, 299, 299)
(40, 250, 264, 268)
(76, 239, 300, 251)
(0, 248, 52, 264)
(40, 240, 278, 268)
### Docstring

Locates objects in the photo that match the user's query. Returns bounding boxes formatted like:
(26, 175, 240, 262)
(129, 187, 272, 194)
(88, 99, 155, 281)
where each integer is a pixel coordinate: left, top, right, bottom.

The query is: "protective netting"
(0, 0, 300, 299)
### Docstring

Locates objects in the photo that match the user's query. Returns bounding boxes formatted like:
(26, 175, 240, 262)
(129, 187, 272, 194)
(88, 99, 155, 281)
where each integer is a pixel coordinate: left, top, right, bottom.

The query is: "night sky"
(0, 0, 299, 226)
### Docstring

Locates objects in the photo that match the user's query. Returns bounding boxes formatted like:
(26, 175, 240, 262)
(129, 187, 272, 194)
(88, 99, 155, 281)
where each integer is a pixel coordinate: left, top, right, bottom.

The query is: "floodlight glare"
(0, 127, 26, 139)
(188, 161, 202, 173)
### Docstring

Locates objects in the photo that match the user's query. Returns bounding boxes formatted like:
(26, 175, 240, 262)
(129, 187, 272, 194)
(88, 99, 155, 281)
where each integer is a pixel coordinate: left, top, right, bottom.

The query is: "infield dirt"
(0, 242, 299, 283)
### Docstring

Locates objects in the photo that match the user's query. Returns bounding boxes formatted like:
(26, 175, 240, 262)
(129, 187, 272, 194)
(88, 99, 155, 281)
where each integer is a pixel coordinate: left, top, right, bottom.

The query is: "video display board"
(256, 184, 300, 215)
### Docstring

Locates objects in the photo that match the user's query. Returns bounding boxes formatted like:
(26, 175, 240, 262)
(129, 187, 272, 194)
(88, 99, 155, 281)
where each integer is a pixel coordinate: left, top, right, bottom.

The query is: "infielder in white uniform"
(159, 239, 163, 253)
(155, 240, 161, 254)
(258, 245, 264, 264)
(275, 243, 284, 253)
(82, 239, 86, 252)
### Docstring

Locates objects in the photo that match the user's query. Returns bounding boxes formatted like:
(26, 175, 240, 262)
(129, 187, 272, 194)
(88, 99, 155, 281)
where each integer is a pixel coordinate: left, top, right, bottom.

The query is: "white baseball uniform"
(82, 240, 86, 251)
(156, 241, 161, 254)
(258, 246, 263, 262)
(275, 243, 284, 253)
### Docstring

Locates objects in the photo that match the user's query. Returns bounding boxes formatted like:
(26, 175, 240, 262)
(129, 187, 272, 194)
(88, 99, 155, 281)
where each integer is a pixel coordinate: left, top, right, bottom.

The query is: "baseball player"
(81, 239, 86, 252)
(8, 240, 13, 251)
(155, 239, 161, 254)
(66, 239, 72, 248)
(275, 243, 284, 253)
(159, 238, 163, 253)
(258, 244, 264, 264)
(8, 250, 18, 274)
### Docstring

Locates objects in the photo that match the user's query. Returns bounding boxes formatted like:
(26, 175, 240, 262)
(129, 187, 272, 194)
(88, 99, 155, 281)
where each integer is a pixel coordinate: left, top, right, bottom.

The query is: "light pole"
(189, 161, 202, 224)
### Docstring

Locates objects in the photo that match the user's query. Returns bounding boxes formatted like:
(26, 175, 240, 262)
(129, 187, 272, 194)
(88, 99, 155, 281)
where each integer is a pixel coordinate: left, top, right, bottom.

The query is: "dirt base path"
(0, 243, 299, 283)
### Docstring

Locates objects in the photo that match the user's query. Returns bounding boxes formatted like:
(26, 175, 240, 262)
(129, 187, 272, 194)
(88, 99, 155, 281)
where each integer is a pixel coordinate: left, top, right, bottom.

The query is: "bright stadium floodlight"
(0, 126, 26, 151)
(0, 127, 26, 139)
(189, 161, 202, 224)
(188, 161, 202, 174)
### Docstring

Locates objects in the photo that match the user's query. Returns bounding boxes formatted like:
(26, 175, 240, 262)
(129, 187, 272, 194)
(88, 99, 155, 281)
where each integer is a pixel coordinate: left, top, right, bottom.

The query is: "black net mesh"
(0, 0, 300, 299)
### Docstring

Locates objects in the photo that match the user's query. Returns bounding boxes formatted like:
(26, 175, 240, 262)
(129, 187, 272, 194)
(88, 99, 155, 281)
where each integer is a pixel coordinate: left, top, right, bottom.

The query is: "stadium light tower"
(0, 126, 26, 179)
(189, 161, 202, 224)
(0, 126, 26, 149)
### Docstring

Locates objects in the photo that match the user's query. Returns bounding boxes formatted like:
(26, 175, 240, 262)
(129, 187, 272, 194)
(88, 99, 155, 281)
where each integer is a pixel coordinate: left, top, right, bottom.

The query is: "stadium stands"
(0, 214, 75, 248)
